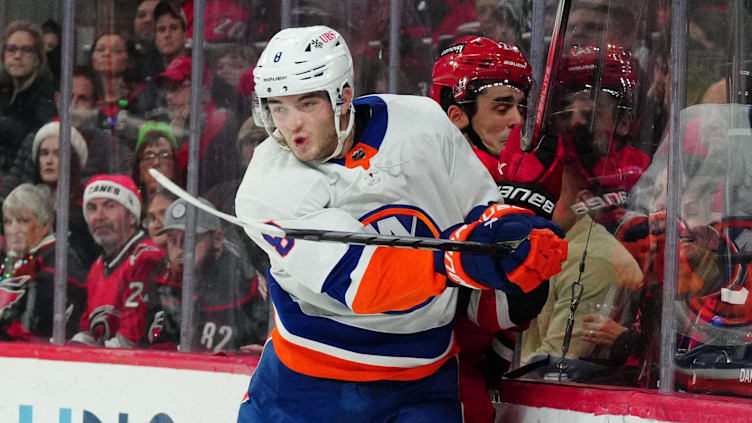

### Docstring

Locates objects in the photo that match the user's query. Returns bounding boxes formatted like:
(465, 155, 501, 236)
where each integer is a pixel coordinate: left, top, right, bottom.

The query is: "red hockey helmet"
(430, 36, 532, 104)
(557, 43, 636, 109)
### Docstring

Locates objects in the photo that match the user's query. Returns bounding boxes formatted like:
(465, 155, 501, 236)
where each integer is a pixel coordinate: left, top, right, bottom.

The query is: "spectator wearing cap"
(0, 183, 88, 342)
(209, 44, 255, 120)
(157, 56, 241, 195)
(154, 1, 188, 69)
(72, 175, 165, 348)
(133, 121, 183, 203)
(0, 21, 57, 178)
(144, 197, 269, 351)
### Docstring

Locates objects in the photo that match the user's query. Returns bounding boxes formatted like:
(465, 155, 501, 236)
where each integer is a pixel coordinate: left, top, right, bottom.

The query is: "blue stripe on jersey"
(269, 274, 454, 359)
(331, 95, 389, 166)
(320, 244, 364, 305)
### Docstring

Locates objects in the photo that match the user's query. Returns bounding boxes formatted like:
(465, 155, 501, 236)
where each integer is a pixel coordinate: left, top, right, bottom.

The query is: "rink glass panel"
(1, 0, 749, 401)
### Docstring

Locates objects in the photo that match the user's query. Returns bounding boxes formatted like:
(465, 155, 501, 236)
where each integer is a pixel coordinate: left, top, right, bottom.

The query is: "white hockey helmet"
(252, 25, 355, 160)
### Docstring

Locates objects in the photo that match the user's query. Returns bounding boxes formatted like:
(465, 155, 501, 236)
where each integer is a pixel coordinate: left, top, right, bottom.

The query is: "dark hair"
(437, 85, 479, 118)
(1, 20, 49, 81)
(88, 32, 144, 87)
(41, 19, 62, 38)
(154, 1, 187, 31)
(72, 65, 102, 102)
(210, 44, 256, 68)
(32, 142, 84, 202)
(132, 127, 183, 196)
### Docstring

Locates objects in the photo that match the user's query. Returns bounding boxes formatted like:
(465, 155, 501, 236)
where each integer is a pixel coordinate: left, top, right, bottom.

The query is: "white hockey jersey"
(235, 94, 501, 381)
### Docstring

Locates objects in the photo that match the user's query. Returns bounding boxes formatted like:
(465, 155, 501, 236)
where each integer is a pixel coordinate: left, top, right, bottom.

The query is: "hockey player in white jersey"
(235, 25, 568, 423)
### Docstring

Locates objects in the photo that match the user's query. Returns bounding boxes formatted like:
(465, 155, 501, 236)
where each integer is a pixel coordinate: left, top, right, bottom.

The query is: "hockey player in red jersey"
(431, 36, 564, 423)
(71, 175, 164, 348)
(554, 43, 651, 231)
(235, 26, 568, 423)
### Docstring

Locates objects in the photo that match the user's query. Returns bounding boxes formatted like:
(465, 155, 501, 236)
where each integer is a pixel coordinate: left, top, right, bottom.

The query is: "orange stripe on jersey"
(271, 328, 459, 382)
(351, 247, 446, 314)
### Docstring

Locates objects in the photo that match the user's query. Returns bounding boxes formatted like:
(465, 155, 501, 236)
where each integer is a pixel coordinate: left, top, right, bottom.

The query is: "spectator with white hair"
(0, 183, 88, 342)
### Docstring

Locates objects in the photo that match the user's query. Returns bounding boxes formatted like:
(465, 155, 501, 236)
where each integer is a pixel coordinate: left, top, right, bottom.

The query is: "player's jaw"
(270, 92, 340, 162)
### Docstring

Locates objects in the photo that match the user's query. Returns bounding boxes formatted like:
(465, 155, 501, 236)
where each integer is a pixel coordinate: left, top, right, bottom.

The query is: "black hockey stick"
(530, 0, 573, 145)
(148, 169, 521, 256)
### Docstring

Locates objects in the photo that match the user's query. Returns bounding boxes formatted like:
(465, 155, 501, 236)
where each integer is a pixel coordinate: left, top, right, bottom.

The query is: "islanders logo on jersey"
(360, 205, 441, 238)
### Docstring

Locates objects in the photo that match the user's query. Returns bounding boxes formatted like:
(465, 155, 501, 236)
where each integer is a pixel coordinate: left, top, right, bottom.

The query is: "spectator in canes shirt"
(144, 197, 269, 351)
(72, 175, 164, 348)
(0, 21, 57, 178)
(0, 184, 88, 342)
(156, 56, 241, 195)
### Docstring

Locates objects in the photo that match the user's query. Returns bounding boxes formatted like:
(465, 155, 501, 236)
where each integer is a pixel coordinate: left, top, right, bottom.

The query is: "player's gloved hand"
(497, 125, 564, 220)
(441, 203, 568, 294)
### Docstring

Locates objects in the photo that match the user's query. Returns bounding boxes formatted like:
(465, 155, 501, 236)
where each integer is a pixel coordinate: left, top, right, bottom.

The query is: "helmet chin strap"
(323, 103, 355, 161)
(462, 124, 489, 155)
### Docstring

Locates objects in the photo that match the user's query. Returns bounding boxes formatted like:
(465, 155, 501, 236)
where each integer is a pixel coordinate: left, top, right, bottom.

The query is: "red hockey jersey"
(74, 230, 164, 347)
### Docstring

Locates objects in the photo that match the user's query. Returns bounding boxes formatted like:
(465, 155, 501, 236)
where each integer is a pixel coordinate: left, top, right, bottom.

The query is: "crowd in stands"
(0, 0, 748, 402)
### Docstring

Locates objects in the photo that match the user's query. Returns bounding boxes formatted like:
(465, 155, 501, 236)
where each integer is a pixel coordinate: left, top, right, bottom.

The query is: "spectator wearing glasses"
(0, 20, 57, 178)
(133, 121, 182, 204)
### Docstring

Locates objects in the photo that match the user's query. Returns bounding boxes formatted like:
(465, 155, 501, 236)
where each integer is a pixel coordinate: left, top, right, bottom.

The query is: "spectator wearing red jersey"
(72, 175, 164, 348)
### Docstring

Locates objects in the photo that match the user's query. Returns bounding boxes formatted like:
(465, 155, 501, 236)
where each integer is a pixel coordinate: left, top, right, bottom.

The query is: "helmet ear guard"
(252, 25, 356, 159)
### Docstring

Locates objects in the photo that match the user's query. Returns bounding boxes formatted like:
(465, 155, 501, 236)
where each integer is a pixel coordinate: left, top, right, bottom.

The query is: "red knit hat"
(83, 175, 142, 220)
